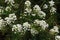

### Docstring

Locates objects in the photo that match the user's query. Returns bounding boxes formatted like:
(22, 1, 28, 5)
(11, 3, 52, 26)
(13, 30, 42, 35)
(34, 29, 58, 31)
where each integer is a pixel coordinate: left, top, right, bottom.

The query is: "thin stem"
(40, 0, 46, 7)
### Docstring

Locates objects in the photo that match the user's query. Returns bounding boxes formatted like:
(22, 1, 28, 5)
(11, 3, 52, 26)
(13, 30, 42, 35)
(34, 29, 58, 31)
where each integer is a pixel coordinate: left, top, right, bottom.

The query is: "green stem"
(40, 0, 46, 7)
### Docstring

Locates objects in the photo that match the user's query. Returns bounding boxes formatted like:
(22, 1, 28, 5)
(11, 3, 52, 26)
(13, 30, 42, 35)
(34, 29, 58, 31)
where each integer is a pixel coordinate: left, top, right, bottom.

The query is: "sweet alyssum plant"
(0, 0, 60, 40)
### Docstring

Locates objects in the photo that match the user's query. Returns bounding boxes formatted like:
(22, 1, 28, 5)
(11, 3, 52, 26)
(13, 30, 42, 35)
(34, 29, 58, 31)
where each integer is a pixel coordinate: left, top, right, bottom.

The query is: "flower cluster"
(5, 13, 17, 24)
(0, 18, 6, 30)
(50, 7, 56, 13)
(5, 0, 15, 5)
(50, 26, 59, 34)
(12, 24, 23, 33)
(5, 6, 11, 11)
(24, 0, 32, 14)
(0, 0, 59, 40)
(33, 5, 46, 19)
(43, 4, 48, 9)
(23, 22, 31, 31)
(34, 19, 49, 30)
(55, 35, 60, 40)
(31, 28, 38, 35)
(49, 0, 56, 15)
(49, 0, 55, 7)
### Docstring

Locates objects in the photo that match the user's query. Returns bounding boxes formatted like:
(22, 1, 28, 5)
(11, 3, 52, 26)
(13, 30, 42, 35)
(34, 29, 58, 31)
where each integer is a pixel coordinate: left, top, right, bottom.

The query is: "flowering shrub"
(0, 0, 60, 40)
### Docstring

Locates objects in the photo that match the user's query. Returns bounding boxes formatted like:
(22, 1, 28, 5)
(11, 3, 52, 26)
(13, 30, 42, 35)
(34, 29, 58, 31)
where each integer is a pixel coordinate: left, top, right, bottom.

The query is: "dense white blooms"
(49, 0, 56, 15)
(5, 0, 15, 5)
(39, 20, 49, 30)
(38, 11, 46, 19)
(50, 26, 59, 34)
(50, 7, 56, 13)
(12, 24, 23, 32)
(33, 5, 41, 12)
(0, 0, 58, 38)
(43, 4, 48, 9)
(49, 0, 55, 6)
(34, 19, 40, 25)
(12, 25, 17, 31)
(5, 6, 11, 11)
(25, 8, 32, 14)
(31, 14, 36, 16)
(31, 28, 38, 35)
(34, 19, 49, 30)
(55, 35, 60, 40)
(33, 5, 46, 19)
(23, 22, 31, 31)
(24, 0, 32, 14)
(5, 17, 12, 24)
(17, 24, 23, 32)
(9, 13, 17, 20)
(25, 0, 31, 7)
(0, 19, 6, 30)
(5, 13, 17, 24)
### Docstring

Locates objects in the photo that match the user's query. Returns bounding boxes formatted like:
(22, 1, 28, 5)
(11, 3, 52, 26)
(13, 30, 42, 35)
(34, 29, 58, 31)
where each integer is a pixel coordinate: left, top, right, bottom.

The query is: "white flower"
(9, 13, 14, 17)
(50, 7, 56, 13)
(16, 24, 23, 32)
(53, 26, 59, 33)
(25, 8, 32, 14)
(39, 20, 49, 30)
(34, 20, 49, 30)
(12, 24, 23, 32)
(5, 6, 11, 11)
(5, 17, 12, 20)
(0, 9, 4, 15)
(33, 5, 41, 12)
(5, 17, 13, 24)
(34, 19, 40, 25)
(23, 22, 31, 31)
(25, 0, 31, 7)
(5, 13, 17, 24)
(50, 26, 59, 34)
(43, 4, 48, 9)
(49, 0, 55, 6)
(0, 19, 6, 30)
(9, 13, 17, 20)
(31, 14, 36, 16)
(53, 26, 59, 30)
(33, 5, 46, 19)
(38, 11, 46, 19)
(12, 25, 17, 31)
(5, 0, 15, 5)
(24, 0, 32, 14)
(31, 28, 38, 35)
(55, 35, 60, 40)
